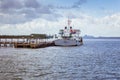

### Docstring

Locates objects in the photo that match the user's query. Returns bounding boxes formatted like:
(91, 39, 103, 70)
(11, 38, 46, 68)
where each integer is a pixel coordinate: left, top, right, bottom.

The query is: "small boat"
(54, 19, 83, 46)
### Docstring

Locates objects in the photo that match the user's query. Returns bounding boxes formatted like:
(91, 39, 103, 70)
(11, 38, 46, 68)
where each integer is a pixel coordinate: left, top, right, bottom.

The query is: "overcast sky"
(0, 0, 120, 37)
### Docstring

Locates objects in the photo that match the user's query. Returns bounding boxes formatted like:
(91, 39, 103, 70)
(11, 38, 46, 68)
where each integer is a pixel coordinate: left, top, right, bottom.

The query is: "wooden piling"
(0, 35, 55, 48)
(0, 38, 1, 47)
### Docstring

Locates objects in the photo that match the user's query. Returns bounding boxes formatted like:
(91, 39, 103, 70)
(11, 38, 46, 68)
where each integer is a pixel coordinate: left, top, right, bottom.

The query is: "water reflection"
(0, 40, 120, 80)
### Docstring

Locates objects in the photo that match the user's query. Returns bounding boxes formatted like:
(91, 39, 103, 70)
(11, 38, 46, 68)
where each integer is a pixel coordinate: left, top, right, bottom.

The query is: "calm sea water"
(0, 39, 120, 80)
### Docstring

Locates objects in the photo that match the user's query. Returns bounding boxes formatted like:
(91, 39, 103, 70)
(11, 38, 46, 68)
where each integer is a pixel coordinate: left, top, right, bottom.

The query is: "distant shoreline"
(83, 37, 120, 39)
(83, 35, 120, 39)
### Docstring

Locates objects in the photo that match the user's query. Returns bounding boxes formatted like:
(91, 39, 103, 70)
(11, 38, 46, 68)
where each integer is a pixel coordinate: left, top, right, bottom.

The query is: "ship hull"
(54, 39, 83, 46)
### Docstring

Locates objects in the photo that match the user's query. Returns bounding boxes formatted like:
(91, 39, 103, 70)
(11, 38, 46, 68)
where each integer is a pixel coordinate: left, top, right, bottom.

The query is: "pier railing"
(0, 35, 55, 48)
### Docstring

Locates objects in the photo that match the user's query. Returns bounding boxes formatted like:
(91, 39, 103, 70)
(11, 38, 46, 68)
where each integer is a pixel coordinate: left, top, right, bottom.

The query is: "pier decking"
(0, 35, 55, 48)
(14, 42, 55, 48)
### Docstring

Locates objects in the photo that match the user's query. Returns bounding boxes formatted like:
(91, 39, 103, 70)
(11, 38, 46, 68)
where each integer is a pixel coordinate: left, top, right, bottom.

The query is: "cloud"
(72, 0, 87, 8)
(55, 0, 87, 9)
(25, 0, 40, 8)
(0, 0, 23, 10)
(0, 0, 87, 24)
(0, 0, 58, 24)
(0, 0, 119, 37)
(0, 18, 65, 35)
(0, 13, 120, 37)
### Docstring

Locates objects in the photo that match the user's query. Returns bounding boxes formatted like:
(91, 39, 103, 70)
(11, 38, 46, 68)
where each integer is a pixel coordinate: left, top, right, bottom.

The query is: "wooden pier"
(0, 34, 55, 48)
(14, 42, 55, 48)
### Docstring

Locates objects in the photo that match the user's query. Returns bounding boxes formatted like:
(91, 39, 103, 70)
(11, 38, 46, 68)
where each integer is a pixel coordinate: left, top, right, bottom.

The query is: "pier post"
(10, 38, 13, 47)
(17, 38, 19, 43)
(22, 37, 25, 48)
(0, 35, 54, 48)
(4, 39, 7, 47)
(0, 38, 2, 47)
(36, 39, 38, 44)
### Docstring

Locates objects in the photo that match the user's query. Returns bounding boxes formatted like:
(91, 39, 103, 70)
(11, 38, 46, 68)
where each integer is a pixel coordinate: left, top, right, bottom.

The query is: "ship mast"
(68, 18, 72, 29)
(67, 17, 72, 37)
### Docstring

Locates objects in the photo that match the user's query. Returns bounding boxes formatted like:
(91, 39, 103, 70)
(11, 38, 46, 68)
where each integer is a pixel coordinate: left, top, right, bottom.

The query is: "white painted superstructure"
(54, 19, 83, 46)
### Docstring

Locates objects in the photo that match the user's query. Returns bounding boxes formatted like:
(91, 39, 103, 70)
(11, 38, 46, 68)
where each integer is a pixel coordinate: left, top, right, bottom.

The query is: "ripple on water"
(0, 40, 120, 80)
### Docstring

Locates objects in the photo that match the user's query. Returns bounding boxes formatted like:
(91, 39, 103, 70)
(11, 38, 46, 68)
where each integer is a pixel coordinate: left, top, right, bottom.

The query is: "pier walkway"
(0, 35, 55, 48)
